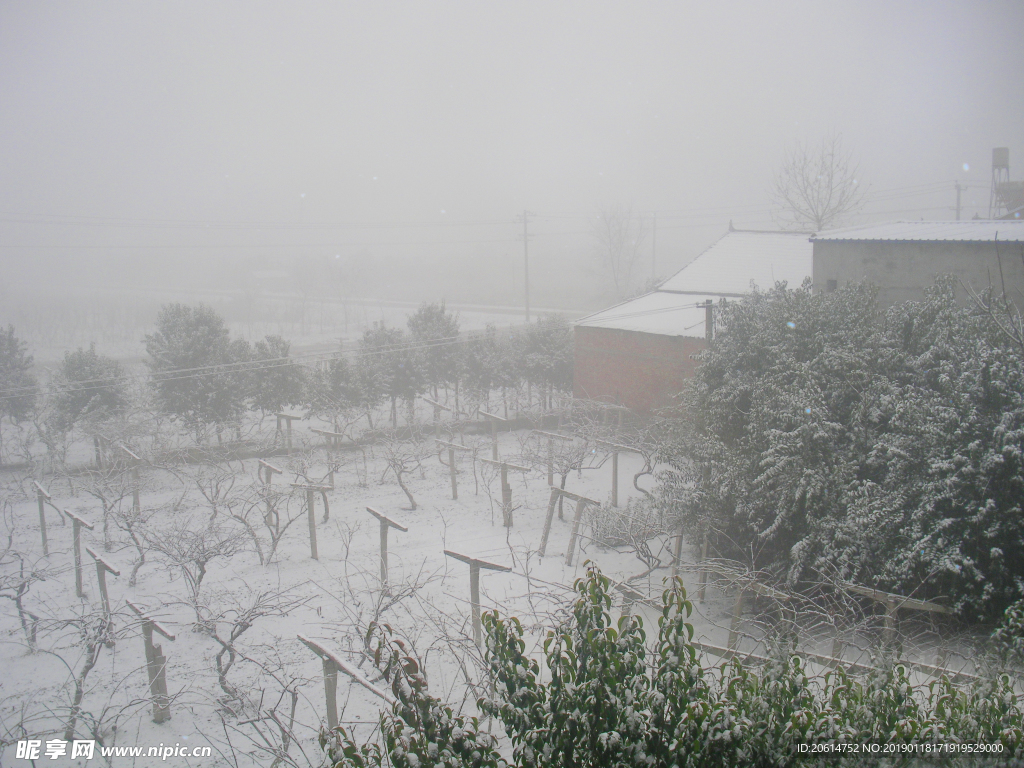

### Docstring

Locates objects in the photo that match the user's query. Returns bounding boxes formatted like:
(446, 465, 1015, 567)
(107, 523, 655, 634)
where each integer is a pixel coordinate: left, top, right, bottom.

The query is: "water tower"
(989, 147, 1024, 219)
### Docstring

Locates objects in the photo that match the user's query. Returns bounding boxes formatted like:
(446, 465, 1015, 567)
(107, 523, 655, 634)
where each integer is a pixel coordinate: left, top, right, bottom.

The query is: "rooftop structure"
(573, 229, 813, 410)
(577, 229, 814, 339)
(811, 220, 1024, 243)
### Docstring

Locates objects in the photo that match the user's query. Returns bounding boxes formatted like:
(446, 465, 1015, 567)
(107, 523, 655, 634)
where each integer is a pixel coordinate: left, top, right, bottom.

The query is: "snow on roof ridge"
(812, 219, 1024, 242)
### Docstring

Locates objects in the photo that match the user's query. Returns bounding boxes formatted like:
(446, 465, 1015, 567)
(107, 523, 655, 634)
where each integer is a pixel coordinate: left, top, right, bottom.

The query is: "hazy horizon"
(2, 1, 1022, 352)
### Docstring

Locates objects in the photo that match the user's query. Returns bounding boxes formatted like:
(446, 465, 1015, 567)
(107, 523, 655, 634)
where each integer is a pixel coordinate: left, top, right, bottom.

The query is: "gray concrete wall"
(812, 240, 1024, 306)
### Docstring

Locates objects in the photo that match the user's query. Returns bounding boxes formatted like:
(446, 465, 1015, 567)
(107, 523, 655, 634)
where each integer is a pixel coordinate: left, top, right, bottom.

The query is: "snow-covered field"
(0, 412, 985, 767)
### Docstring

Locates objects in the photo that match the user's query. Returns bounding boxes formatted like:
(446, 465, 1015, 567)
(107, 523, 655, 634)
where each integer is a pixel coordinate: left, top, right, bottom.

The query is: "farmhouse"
(811, 220, 1024, 306)
(573, 228, 813, 411)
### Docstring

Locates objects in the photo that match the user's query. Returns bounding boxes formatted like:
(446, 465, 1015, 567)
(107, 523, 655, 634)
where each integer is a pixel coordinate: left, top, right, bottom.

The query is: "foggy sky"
(1, 1, 1022, 301)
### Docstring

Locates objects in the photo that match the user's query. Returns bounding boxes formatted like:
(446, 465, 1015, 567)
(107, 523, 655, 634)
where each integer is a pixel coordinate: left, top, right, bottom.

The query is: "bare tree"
(378, 434, 430, 511)
(205, 586, 310, 708)
(770, 132, 866, 231)
(591, 204, 649, 299)
(146, 518, 247, 626)
(185, 459, 239, 524)
(109, 500, 155, 587)
(72, 464, 135, 552)
(0, 504, 51, 649)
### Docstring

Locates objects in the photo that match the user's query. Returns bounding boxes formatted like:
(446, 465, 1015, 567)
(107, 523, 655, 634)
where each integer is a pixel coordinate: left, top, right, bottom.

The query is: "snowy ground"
(0, 411, 986, 767)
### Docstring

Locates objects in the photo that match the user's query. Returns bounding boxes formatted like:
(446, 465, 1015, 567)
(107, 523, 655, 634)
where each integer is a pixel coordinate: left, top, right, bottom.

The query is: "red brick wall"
(573, 326, 707, 412)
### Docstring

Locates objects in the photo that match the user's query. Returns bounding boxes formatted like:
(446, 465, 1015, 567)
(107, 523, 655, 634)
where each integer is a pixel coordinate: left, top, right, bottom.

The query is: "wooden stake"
(116, 445, 145, 515)
(596, 440, 633, 508)
(697, 531, 710, 603)
(436, 439, 471, 500)
(86, 546, 120, 644)
(727, 588, 745, 651)
(33, 481, 50, 556)
(479, 410, 507, 461)
(449, 447, 457, 497)
(311, 427, 345, 450)
(481, 458, 531, 528)
(611, 450, 618, 507)
(298, 635, 397, 728)
(423, 396, 452, 440)
(366, 507, 408, 590)
(259, 460, 283, 527)
(443, 550, 510, 647)
(615, 581, 644, 622)
(93, 435, 104, 470)
(259, 459, 283, 486)
(275, 412, 301, 452)
(566, 498, 586, 566)
(532, 430, 572, 489)
(540, 487, 599, 559)
(62, 508, 95, 598)
(306, 489, 318, 560)
(539, 487, 560, 557)
(127, 601, 175, 723)
(291, 482, 332, 531)
(670, 525, 684, 580)
(843, 583, 954, 617)
(132, 467, 141, 514)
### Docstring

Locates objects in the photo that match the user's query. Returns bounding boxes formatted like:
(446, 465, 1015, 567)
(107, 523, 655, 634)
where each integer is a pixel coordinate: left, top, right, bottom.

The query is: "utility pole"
(652, 211, 657, 279)
(518, 210, 533, 323)
(955, 181, 963, 221)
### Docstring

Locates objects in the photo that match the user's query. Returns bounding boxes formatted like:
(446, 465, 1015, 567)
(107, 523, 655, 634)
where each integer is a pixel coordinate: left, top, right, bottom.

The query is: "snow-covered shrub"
(993, 599, 1024, 669)
(587, 496, 664, 549)
(662, 277, 1024, 620)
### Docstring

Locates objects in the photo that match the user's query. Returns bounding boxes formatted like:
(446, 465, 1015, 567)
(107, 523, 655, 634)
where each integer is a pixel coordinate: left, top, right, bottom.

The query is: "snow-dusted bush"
(587, 496, 664, 549)
(994, 599, 1024, 669)
(662, 277, 1024, 620)
(483, 565, 1021, 767)
(323, 565, 1022, 767)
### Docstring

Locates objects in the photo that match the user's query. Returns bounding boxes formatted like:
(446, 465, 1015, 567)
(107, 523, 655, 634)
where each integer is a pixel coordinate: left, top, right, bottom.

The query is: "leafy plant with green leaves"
(483, 564, 1022, 767)
(321, 622, 507, 768)
(324, 565, 1022, 767)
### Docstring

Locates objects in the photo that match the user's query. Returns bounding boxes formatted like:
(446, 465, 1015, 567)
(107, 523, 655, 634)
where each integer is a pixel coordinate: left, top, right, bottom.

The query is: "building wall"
(573, 326, 707, 412)
(813, 240, 1024, 306)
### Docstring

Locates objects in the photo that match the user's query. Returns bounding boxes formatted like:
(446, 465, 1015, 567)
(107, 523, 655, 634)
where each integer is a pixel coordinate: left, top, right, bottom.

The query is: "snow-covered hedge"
(660, 277, 1024, 621)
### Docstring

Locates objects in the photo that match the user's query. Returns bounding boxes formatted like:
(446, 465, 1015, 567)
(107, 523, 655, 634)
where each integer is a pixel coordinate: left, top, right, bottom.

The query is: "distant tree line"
(0, 301, 574, 456)
(660, 277, 1024, 621)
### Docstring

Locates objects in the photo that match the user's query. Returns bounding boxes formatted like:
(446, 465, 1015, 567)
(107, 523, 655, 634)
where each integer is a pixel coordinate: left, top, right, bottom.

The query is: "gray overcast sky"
(1, 1, 1022, 300)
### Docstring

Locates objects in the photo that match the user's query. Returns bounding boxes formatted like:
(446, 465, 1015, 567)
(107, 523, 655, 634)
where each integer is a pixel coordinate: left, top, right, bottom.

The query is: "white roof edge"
(574, 290, 660, 325)
(812, 220, 1024, 242)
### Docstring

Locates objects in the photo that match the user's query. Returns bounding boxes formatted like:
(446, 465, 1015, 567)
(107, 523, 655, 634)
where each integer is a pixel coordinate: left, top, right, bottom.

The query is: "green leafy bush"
(323, 566, 1022, 767)
(322, 623, 507, 768)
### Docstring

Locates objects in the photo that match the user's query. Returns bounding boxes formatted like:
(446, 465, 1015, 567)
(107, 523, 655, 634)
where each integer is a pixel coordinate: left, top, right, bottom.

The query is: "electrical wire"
(0, 327, 547, 403)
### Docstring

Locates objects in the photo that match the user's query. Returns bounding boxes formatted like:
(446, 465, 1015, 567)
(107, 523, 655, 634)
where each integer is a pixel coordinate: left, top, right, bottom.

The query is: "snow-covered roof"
(658, 230, 812, 295)
(575, 290, 717, 337)
(812, 220, 1024, 242)
(576, 229, 813, 338)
